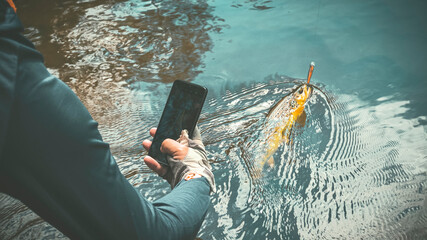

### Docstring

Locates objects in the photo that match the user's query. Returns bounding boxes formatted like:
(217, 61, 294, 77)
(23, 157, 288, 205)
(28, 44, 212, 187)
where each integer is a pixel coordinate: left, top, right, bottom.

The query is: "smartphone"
(148, 80, 208, 166)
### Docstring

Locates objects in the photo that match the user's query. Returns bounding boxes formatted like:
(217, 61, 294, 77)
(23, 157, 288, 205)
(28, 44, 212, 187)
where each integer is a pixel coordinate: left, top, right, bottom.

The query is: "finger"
(150, 128, 157, 137)
(144, 156, 167, 176)
(160, 138, 188, 160)
(142, 139, 152, 151)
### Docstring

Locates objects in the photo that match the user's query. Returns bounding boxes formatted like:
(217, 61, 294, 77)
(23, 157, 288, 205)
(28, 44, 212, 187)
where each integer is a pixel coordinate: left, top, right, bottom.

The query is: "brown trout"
(261, 62, 315, 167)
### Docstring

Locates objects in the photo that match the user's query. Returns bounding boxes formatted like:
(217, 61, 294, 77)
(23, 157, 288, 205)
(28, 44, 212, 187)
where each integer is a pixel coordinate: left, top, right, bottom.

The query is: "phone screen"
(148, 80, 207, 165)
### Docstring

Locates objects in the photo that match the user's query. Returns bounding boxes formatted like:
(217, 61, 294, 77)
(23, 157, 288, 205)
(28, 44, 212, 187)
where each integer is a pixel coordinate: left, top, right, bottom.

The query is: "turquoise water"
(1, 0, 426, 239)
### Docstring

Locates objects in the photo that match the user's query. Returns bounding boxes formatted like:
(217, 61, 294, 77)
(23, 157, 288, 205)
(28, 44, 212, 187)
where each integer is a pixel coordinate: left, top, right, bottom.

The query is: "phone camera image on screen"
(148, 80, 207, 165)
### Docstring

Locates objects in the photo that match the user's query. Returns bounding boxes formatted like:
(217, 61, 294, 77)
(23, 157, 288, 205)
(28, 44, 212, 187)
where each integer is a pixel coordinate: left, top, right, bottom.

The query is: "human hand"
(143, 127, 215, 192)
(142, 128, 187, 177)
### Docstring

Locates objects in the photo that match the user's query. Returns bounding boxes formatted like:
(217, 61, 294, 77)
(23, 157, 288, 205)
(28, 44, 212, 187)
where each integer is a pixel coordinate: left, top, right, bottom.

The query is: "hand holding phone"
(148, 80, 208, 166)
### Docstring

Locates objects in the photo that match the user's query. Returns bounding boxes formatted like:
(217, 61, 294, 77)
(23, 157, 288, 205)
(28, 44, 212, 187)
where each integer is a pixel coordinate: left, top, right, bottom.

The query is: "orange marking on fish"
(307, 62, 315, 84)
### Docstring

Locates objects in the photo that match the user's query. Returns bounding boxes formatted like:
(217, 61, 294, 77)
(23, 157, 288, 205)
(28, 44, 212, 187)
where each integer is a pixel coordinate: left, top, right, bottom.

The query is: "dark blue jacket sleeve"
(0, 3, 211, 239)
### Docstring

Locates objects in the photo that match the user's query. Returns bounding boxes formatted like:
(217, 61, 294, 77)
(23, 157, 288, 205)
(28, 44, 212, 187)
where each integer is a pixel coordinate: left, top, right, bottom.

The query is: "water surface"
(1, 0, 426, 239)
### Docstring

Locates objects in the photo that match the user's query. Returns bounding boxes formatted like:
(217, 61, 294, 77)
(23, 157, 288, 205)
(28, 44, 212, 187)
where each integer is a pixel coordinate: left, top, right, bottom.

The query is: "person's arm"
(140, 127, 216, 239)
(0, 4, 212, 238)
(0, 39, 211, 239)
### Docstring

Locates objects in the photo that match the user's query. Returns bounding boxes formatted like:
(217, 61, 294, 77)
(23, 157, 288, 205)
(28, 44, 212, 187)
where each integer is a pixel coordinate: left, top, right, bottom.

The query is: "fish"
(260, 62, 315, 167)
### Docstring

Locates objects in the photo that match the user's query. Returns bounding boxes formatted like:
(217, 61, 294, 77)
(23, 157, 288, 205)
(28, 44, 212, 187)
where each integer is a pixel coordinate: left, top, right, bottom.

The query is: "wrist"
(182, 169, 216, 193)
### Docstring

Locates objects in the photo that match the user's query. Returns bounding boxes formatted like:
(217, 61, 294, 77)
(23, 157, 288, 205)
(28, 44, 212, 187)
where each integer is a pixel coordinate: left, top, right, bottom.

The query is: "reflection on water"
(18, 0, 226, 124)
(1, 0, 426, 239)
(19, 0, 225, 83)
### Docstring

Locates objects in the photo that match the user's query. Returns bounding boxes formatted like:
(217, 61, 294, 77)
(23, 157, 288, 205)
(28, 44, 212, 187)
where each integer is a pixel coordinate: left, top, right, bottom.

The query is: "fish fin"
(260, 155, 268, 168)
(281, 119, 292, 138)
(268, 157, 275, 168)
(260, 159, 265, 167)
(295, 110, 307, 128)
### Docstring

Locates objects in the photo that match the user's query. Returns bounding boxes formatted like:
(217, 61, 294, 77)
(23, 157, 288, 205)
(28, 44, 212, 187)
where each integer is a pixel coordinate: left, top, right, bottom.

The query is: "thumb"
(160, 138, 188, 160)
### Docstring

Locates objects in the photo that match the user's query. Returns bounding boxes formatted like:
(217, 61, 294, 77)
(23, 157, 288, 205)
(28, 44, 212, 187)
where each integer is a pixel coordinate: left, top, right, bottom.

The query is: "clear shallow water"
(1, 0, 426, 239)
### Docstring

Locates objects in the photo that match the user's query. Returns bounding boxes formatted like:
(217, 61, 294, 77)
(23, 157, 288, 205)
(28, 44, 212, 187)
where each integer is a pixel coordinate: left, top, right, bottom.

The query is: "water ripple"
(2, 0, 426, 239)
(199, 75, 427, 239)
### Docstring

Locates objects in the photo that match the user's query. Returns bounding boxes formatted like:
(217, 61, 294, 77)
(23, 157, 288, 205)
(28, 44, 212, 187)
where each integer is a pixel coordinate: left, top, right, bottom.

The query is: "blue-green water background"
(1, 0, 426, 239)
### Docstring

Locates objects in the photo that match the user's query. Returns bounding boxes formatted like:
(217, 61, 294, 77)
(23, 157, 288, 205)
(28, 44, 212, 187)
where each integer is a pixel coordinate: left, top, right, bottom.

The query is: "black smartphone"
(148, 80, 208, 166)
